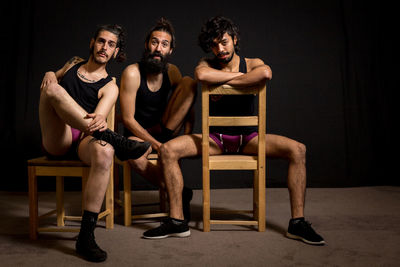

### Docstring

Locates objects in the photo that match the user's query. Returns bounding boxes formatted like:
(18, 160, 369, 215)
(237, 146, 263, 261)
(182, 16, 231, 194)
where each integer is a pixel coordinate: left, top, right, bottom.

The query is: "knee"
(289, 142, 306, 164)
(180, 76, 198, 97)
(91, 143, 114, 170)
(160, 142, 178, 162)
(42, 82, 63, 100)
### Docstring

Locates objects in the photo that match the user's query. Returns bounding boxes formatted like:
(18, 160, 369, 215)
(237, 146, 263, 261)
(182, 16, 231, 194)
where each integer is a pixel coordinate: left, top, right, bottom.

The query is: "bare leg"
(78, 136, 115, 212)
(242, 133, 307, 218)
(162, 76, 197, 134)
(126, 136, 162, 187)
(160, 134, 221, 219)
(39, 82, 92, 155)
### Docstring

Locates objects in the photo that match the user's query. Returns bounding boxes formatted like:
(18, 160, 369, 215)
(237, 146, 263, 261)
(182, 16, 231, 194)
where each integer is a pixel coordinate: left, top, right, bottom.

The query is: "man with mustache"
(119, 18, 197, 224)
(39, 24, 151, 262)
(143, 16, 325, 246)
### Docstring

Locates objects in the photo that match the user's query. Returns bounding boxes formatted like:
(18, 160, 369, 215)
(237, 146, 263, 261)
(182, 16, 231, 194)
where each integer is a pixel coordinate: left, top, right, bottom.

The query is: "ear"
(233, 35, 237, 45)
(113, 47, 120, 59)
(168, 48, 173, 55)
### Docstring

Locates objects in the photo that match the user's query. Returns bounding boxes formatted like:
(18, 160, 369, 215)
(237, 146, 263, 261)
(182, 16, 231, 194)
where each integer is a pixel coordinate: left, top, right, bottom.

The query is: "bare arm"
(194, 58, 242, 84)
(120, 64, 162, 150)
(194, 57, 272, 87)
(40, 56, 84, 91)
(227, 58, 272, 87)
(86, 78, 118, 133)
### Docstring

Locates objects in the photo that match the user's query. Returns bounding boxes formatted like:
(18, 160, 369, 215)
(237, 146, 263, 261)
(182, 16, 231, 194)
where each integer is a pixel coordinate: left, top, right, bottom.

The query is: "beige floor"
(1, 186, 400, 266)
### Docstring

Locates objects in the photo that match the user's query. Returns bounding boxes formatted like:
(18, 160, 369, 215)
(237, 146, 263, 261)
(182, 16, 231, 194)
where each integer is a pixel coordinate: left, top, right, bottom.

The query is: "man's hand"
(85, 113, 107, 133)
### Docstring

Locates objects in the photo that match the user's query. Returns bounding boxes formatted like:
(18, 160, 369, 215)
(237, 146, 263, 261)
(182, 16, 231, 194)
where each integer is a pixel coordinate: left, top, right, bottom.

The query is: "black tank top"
(209, 56, 257, 135)
(133, 63, 173, 129)
(60, 61, 112, 113)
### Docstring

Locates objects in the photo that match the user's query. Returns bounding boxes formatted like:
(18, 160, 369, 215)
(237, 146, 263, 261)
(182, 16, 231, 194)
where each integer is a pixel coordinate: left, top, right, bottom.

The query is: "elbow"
(265, 66, 272, 81)
(263, 65, 272, 80)
(194, 67, 207, 83)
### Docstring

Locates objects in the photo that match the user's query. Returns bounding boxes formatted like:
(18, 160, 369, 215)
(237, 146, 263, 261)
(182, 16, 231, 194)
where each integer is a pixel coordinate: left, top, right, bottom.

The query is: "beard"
(90, 47, 109, 64)
(216, 52, 234, 64)
(140, 49, 170, 74)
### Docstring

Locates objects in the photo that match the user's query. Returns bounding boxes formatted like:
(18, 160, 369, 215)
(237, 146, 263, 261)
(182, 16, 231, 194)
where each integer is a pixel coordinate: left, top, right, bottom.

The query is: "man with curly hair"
(143, 16, 324, 246)
(39, 24, 151, 262)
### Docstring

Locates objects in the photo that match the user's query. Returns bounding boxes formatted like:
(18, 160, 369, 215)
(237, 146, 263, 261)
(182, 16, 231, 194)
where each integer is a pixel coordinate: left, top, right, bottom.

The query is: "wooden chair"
(201, 83, 266, 232)
(27, 105, 115, 240)
(113, 116, 168, 226)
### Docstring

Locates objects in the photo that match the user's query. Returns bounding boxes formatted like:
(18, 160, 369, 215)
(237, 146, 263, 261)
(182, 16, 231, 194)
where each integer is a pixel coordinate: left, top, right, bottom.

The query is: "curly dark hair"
(198, 16, 240, 54)
(145, 17, 176, 50)
(93, 24, 127, 62)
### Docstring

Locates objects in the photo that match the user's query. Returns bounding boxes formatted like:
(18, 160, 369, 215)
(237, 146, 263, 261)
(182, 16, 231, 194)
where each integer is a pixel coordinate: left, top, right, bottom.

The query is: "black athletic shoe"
(143, 217, 191, 239)
(93, 129, 151, 161)
(76, 232, 107, 262)
(182, 187, 193, 222)
(286, 218, 325, 245)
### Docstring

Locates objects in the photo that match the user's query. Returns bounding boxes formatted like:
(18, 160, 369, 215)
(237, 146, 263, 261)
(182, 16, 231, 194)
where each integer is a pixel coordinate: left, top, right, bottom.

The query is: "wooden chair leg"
(123, 161, 132, 226)
(105, 164, 114, 229)
(56, 176, 65, 227)
(253, 170, 259, 221)
(203, 169, 211, 232)
(258, 170, 266, 232)
(28, 166, 38, 240)
(81, 170, 89, 215)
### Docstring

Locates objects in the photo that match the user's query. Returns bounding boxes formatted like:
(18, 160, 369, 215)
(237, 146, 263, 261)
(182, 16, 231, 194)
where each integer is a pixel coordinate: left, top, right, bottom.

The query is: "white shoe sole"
(143, 230, 191, 240)
(286, 232, 325, 245)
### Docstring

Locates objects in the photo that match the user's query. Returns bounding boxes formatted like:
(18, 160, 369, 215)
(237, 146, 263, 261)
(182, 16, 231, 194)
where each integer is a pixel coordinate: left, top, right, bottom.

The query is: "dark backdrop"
(1, 0, 396, 191)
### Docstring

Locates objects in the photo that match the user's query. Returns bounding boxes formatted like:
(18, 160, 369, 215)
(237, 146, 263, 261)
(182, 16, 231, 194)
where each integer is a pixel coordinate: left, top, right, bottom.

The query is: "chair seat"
(28, 156, 88, 167)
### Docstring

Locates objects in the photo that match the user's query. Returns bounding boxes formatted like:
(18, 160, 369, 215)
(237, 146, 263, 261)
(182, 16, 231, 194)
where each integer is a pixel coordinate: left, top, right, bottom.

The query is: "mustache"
(150, 51, 163, 60)
(217, 52, 229, 57)
(97, 50, 108, 57)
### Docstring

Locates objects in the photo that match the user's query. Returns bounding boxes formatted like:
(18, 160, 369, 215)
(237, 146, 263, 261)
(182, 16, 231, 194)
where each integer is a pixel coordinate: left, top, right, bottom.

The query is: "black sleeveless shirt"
(133, 63, 173, 129)
(209, 56, 257, 135)
(60, 61, 112, 113)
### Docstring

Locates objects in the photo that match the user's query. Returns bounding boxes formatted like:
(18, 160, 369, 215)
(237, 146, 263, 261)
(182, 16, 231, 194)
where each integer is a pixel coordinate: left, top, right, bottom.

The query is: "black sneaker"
(182, 187, 193, 222)
(93, 129, 151, 161)
(76, 232, 107, 262)
(143, 217, 191, 239)
(286, 218, 325, 245)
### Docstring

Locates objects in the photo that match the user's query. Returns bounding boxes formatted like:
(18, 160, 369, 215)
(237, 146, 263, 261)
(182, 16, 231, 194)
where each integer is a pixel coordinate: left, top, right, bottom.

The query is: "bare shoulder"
(244, 57, 266, 70)
(122, 63, 140, 78)
(64, 56, 84, 71)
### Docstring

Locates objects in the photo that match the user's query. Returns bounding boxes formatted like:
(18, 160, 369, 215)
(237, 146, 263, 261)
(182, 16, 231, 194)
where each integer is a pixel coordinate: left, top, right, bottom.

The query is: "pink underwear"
(71, 127, 82, 144)
(209, 132, 258, 153)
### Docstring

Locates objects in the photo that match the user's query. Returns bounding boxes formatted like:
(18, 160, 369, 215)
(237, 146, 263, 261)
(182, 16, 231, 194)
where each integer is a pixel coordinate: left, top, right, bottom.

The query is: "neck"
(218, 53, 240, 72)
(86, 56, 107, 74)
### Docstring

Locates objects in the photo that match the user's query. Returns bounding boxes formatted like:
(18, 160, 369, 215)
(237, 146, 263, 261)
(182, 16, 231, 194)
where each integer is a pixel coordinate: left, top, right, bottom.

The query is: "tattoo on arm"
(67, 56, 83, 65)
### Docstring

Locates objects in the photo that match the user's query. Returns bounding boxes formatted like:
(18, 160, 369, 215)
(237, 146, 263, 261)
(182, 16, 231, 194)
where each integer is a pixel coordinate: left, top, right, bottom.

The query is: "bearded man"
(119, 17, 197, 222)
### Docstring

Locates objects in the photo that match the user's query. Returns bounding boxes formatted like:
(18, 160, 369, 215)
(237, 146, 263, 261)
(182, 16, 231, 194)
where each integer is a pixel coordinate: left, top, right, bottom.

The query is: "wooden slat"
(209, 116, 258, 126)
(210, 220, 258, 225)
(132, 212, 168, 220)
(208, 84, 259, 95)
(209, 155, 258, 170)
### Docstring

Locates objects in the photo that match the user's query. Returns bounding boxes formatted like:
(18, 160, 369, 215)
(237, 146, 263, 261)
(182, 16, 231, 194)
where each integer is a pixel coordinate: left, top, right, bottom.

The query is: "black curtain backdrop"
(1, 0, 395, 191)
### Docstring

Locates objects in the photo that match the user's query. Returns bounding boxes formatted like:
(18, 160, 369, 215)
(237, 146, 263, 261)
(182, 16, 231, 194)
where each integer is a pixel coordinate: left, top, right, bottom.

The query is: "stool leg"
(28, 166, 38, 240)
(203, 169, 210, 232)
(123, 161, 132, 226)
(56, 176, 65, 227)
(105, 162, 114, 229)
